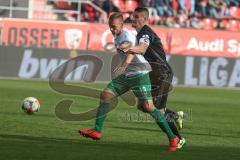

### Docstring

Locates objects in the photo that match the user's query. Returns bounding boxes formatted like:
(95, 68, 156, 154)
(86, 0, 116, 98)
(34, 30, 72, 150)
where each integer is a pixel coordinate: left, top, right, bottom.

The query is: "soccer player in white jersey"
(79, 13, 180, 151)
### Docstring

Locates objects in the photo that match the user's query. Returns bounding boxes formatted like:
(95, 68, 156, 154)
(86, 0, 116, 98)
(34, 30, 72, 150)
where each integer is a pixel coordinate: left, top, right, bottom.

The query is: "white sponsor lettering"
(40, 59, 59, 79)
(187, 38, 224, 52)
(18, 50, 89, 80)
(209, 58, 228, 87)
(199, 57, 208, 86)
(185, 56, 197, 85)
(227, 40, 240, 56)
(228, 59, 240, 87)
(183, 56, 240, 87)
(18, 49, 39, 78)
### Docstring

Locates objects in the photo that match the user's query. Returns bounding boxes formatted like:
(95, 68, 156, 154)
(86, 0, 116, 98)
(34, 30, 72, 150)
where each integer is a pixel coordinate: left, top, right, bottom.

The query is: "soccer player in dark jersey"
(124, 7, 186, 148)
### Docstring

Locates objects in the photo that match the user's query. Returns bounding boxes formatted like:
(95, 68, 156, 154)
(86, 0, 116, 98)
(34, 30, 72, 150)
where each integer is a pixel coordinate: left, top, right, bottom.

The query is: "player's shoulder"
(137, 25, 155, 40)
(139, 25, 153, 35)
(142, 25, 152, 31)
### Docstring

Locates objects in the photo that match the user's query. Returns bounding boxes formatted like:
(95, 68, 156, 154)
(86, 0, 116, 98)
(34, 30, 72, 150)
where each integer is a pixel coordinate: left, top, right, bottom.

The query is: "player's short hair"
(134, 7, 149, 19)
(108, 12, 123, 24)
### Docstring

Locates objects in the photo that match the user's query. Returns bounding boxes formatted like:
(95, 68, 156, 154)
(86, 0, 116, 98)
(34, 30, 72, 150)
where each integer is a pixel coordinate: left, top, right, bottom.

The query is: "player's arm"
(113, 53, 135, 76)
(113, 41, 135, 76)
(120, 41, 136, 63)
(124, 34, 150, 55)
(121, 53, 135, 67)
(125, 42, 148, 55)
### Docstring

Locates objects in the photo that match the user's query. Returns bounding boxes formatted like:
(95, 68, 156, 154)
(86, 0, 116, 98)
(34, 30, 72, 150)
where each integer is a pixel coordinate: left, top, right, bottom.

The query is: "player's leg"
(151, 69, 184, 126)
(152, 80, 186, 148)
(153, 90, 183, 127)
(79, 87, 117, 140)
(130, 73, 179, 151)
(130, 73, 175, 139)
(165, 108, 185, 130)
(138, 100, 180, 151)
(150, 70, 185, 148)
(165, 108, 186, 147)
(78, 87, 115, 140)
(138, 100, 176, 139)
(93, 88, 116, 133)
(161, 72, 185, 129)
(79, 75, 130, 139)
(155, 94, 183, 138)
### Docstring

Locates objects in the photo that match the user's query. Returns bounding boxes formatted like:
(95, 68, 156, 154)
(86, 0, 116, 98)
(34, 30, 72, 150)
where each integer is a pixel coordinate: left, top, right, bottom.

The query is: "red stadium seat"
(226, 19, 240, 31)
(149, 16, 163, 25)
(202, 18, 217, 30)
(219, 20, 228, 29)
(149, 16, 155, 25)
(82, 3, 96, 22)
(55, 0, 71, 9)
(125, 0, 138, 12)
(111, 0, 125, 12)
(185, 0, 191, 11)
(230, 7, 240, 19)
(122, 12, 130, 21)
(172, 0, 179, 10)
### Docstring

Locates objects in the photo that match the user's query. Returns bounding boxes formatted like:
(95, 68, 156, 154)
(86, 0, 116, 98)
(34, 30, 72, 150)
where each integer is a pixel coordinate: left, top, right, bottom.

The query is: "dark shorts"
(149, 63, 173, 109)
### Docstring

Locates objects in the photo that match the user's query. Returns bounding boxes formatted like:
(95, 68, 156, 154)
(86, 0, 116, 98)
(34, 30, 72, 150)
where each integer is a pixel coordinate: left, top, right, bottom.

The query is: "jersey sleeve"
(137, 30, 152, 46)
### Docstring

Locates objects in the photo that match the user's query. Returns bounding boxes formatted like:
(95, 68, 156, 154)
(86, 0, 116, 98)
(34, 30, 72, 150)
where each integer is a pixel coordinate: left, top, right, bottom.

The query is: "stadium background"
(0, 1, 240, 160)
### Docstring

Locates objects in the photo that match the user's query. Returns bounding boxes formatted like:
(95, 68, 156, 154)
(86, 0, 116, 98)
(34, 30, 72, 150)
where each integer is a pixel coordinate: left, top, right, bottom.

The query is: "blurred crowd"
(52, 0, 240, 31)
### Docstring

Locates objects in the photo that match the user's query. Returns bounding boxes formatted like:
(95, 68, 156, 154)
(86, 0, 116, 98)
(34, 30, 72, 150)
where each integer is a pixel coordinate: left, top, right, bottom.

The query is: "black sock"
(168, 121, 182, 139)
(165, 111, 182, 139)
(165, 108, 179, 121)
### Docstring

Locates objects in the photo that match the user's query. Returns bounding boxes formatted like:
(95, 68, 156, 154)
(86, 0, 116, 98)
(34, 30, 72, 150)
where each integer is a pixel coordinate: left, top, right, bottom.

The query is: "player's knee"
(138, 101, 155, 113)
(100, 89, 115, 102)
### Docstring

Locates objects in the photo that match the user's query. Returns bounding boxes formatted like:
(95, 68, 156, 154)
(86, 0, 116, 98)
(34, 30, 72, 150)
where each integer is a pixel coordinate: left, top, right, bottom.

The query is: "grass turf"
(0, 79, 240, 160)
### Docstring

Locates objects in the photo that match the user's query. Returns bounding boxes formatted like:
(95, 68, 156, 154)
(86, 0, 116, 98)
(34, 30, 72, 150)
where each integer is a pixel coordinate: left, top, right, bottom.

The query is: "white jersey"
(114, 28, 151, 76)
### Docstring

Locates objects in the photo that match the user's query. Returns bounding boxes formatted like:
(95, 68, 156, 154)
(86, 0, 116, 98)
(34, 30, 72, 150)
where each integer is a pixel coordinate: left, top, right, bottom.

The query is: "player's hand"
(122, 47, 130, 53)
(117, 48, 126, 54)
(124, 48, 135, 54)
(117, 47, 130, 54)
(118, 42, 131, 53)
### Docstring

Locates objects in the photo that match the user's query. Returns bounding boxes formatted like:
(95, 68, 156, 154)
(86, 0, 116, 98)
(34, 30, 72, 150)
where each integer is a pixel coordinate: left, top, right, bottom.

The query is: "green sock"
(94, 101, 109, 133)
(150, 108, 176, 139)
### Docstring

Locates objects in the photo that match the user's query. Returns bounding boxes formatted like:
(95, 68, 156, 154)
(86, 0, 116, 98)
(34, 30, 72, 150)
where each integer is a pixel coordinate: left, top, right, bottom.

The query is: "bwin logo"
(18, 49, 92, 81)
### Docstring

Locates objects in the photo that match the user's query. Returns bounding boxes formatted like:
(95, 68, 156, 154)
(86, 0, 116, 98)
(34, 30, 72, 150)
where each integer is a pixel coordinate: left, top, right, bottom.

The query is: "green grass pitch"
(0, 79, 240, 160)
